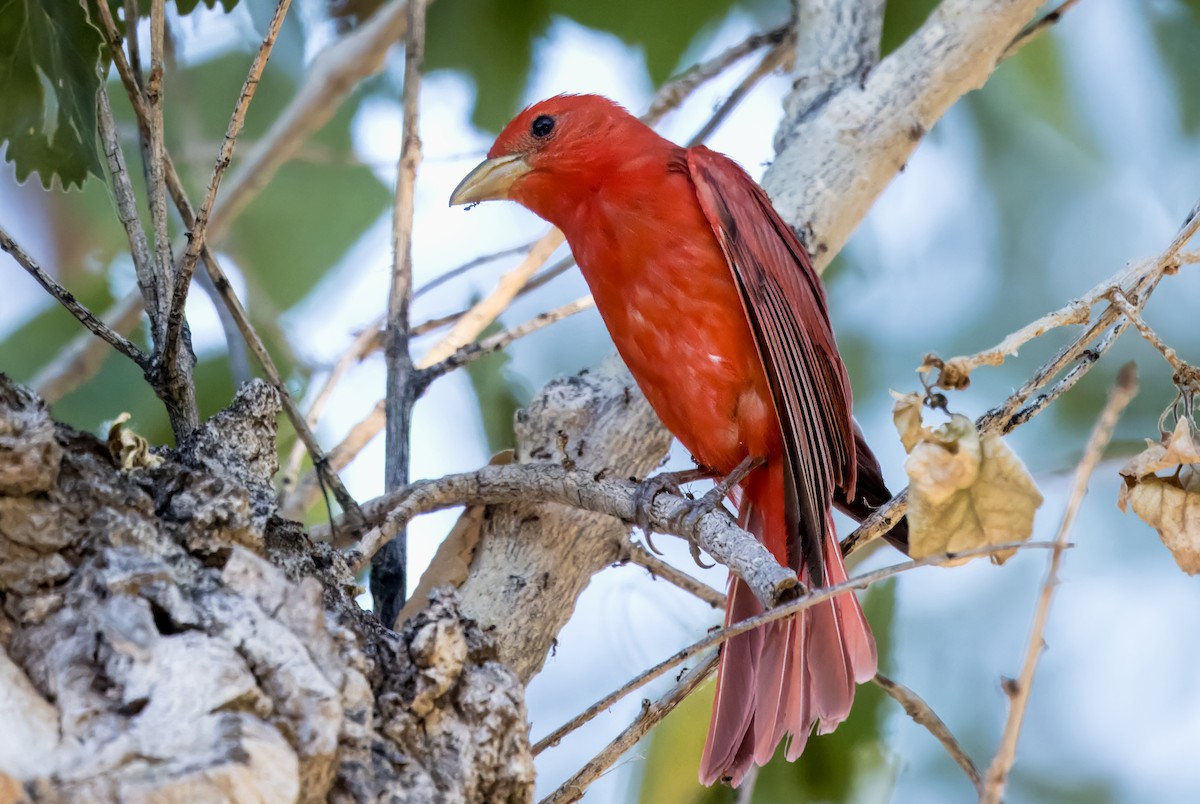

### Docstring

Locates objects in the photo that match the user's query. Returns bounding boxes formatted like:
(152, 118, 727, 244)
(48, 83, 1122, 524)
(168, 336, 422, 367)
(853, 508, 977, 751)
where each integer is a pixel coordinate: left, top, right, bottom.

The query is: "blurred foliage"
(424, 0, 773, 131)
(465, 320, 529, 453)
(880, 0, 939, 57)
(638, 581, 897, 803)
(1152, 0, 1200, 135)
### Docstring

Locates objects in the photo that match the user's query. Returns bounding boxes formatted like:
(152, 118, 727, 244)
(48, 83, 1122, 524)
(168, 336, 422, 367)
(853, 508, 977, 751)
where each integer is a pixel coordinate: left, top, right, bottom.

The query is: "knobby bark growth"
(0, 377, 533, 802)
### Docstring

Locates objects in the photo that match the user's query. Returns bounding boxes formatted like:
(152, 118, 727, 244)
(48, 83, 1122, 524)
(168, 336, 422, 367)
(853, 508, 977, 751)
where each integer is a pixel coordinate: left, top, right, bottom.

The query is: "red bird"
(451, 94, 903, 786)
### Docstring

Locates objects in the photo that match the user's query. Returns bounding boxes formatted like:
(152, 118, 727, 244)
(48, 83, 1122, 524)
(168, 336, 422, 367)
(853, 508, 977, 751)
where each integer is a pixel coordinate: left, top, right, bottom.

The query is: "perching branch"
(980, 363, 1139, 803)
(0, 229, 147, 370)
(339, 463, 800, 610)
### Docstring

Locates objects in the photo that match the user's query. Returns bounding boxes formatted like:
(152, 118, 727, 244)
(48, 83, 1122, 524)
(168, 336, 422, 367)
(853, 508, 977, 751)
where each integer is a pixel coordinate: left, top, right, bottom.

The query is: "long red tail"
(698, 464, 877, 787)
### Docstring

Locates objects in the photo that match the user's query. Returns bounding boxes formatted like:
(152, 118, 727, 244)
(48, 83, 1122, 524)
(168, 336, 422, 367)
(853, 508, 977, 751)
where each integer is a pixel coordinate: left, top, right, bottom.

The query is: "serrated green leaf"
(0, 0, 106, 189)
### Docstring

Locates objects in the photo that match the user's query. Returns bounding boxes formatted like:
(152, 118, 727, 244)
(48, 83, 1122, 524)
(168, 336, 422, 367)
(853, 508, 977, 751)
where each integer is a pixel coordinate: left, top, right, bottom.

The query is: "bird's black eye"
(531, 114, 555, 138)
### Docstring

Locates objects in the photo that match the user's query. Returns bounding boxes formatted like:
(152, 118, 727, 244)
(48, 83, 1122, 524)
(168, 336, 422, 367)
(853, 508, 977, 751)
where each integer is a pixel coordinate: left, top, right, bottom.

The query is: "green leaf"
(0, 0, 106, 189)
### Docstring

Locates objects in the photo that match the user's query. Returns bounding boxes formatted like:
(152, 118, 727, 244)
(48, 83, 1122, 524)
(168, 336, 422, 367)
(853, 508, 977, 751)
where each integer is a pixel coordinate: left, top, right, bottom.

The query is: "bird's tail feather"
(698, 470, 876, 787)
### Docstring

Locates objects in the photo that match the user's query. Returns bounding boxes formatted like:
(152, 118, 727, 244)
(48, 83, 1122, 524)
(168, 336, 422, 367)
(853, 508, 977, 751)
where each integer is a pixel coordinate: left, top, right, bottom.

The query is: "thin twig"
(413, 240, 538, 298)
(95, 81, 155, 308)
(1002, 0, 1082, 60)
(279, 318, 383, 495)
(539, 653, 720, 804)
(163, 0, 293, 384)
(376, 0, 429, 624)
(0, 227, 148, 369)
(144, 0, 172, 338)
(622, 544, 726, 609)
(416, 295, 595, 388)
(873, 673, 982, 794)
(532, 540, 1061, 763)
(1107, 290, 1200, 387)
(209, 0, 413, 237)
(981, 363, 1139, 804)
(643, 23, 790, 123)
(844, 200, 1200, 555)
(687, 43, 789, 146)
(416, 230, 567, 368)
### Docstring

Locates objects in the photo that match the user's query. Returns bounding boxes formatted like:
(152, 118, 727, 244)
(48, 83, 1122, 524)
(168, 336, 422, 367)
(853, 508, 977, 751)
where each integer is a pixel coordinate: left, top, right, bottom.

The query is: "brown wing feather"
(685, 146, 856, 584)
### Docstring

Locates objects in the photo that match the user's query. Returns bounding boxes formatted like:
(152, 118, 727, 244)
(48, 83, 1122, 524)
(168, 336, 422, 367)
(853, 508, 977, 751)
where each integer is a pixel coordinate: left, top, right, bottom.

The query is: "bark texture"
(0, 377, 533, 803)
(454, 358, 673, 682)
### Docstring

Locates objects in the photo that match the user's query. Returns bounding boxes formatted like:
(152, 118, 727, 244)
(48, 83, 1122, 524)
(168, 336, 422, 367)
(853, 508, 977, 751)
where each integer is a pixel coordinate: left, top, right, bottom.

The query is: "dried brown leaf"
(1118, 417, 1200, 574)
(891, 390, 927, 454)
(905, 414, 1043, 564)
(105, 412, 163, 471)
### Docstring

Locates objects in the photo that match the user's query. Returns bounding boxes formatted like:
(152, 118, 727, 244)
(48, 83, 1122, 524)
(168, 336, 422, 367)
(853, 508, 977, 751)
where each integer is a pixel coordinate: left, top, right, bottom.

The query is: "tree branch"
(783, 0, 885, 128)
(873, 672, 982, 794)
(981, 363, 1139, 803)
(0, 227, 147, 370)
(765, 0, 1047, 270)
(162, 0, 292, 393)
(340, 463, 800, 610)
(375, 0, 429, 625)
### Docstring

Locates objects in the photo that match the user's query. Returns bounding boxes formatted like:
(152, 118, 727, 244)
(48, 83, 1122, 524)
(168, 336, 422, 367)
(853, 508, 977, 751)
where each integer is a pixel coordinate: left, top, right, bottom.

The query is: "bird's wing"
(685, 145, 856, 583)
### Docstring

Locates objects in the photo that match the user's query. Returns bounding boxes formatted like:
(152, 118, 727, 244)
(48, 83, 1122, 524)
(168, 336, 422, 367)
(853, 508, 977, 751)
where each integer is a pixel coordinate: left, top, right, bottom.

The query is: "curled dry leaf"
(1118, 417, 1200, 575)
(891, 390, 925, 453)
(891, 395, 1043, 564)
(105, 412, 164, 470)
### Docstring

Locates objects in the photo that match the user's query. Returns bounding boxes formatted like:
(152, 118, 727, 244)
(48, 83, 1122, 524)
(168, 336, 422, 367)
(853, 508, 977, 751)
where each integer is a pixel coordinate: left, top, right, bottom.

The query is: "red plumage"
(453, 94, 902, 786)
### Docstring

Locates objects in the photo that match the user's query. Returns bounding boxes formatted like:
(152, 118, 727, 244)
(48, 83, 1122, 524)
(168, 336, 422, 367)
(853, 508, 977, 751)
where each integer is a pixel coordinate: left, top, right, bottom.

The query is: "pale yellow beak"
(449, 153, 532, 206)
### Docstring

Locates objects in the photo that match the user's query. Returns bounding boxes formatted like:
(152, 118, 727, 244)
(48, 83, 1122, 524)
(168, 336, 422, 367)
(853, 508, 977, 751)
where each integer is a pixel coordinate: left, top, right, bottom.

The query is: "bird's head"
(449, 94, 653, 220)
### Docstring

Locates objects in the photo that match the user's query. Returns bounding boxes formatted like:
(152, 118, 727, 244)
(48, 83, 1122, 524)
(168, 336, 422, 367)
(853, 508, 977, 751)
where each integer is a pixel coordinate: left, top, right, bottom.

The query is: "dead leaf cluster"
(892, 392, 1043, 564)
(1119, 416, 1200, 574)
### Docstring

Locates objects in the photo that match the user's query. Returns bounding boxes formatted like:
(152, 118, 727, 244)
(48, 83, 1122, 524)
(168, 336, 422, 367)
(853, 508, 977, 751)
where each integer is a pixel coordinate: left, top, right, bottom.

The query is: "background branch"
(981, 363, 1139, 803)
(375, 0, 429, 625)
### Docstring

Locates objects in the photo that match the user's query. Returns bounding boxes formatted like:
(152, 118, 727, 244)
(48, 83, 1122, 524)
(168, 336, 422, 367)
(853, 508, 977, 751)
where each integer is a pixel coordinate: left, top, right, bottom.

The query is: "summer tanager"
(450, 94, 904, 786)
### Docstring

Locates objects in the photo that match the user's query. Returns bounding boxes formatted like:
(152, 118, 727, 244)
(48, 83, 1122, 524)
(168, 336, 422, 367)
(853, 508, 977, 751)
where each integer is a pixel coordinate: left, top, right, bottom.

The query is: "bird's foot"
(667, 455, 765, 568)
(632, 466, 715, 553)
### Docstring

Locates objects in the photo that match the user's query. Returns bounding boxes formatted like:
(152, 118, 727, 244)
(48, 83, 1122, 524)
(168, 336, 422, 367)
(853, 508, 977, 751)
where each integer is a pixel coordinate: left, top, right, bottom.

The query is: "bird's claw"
(632, 467, 715, 553)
